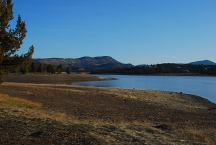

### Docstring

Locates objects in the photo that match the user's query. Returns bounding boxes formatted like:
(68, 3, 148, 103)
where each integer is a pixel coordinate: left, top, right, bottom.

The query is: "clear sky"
(14, 0, 216, 65)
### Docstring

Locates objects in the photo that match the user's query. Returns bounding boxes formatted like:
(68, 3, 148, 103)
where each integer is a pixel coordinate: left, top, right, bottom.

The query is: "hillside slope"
(190, 60, 216, 65)
(34, 56, 133, 71)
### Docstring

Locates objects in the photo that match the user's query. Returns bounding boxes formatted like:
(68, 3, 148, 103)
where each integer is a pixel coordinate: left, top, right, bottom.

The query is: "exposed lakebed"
(79, 75, 216, 103)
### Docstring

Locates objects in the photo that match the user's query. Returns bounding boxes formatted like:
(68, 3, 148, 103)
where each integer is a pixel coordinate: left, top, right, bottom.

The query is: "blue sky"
(14, 0, 216, 65)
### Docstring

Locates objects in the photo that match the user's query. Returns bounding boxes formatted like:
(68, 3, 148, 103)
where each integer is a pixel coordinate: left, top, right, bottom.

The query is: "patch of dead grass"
(0, 93, 41, 109)
(177, 128, 216, 145)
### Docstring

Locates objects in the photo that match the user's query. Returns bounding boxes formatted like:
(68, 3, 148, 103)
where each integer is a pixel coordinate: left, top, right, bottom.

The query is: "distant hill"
(34, 56, 133, 71)
(190, 60, 216, 65)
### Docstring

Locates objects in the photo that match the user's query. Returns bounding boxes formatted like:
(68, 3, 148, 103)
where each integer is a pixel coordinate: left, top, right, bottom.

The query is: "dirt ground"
(0, 74, 216, 144)
(3, 73, 109, 84)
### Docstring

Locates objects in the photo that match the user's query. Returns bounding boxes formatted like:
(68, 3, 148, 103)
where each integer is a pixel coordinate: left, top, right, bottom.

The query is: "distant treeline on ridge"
(12, 61, 216, 76)
(93, 63, 216, 76)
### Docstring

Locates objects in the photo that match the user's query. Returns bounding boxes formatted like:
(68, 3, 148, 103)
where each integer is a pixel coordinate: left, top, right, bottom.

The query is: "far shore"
(92, 72, 216, 77)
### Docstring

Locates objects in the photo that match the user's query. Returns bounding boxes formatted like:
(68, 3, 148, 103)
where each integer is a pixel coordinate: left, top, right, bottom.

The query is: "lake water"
(78, 75, 216, 103)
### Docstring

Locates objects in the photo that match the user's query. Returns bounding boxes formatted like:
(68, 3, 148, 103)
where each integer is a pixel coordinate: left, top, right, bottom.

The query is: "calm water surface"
(79, 75, 216, 103)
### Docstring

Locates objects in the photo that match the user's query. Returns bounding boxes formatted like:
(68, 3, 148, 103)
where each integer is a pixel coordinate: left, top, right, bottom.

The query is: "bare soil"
(0, 73, 215, 145)
(3, 73, 109, 84)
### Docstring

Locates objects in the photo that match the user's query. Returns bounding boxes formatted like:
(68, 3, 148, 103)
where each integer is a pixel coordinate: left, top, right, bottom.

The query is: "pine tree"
(30, 62, 36, 72)
(37, 63, 43, 73)
(56, 64, 63, 74)
(66, 67, 71, 74)
(47, 64, 55, 74)
(0, 0, 34, 81)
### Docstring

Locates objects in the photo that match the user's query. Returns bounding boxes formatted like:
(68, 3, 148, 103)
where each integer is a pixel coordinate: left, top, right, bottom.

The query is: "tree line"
(15, 62, 71, 74)
(93, 63, 216, 76)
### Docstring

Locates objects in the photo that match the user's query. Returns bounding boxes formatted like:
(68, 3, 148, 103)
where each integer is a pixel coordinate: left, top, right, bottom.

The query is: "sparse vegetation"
(0, 78, 215, 144)
(2, 73, 109, 84)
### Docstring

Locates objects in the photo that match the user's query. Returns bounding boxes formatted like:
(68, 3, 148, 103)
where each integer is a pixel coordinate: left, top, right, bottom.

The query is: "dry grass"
(0, 93, 41, 109)
(0, 96, 214, 144)
(107, 88, 213, 111)
(0, 92, 178, 145)
(2, 73, 109, 84)
(177, 128, 216, 145)
(0, 73, 215, 144)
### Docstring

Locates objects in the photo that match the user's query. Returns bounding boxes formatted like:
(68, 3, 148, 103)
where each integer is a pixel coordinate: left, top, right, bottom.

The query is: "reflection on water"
(78, 75, 216, 103)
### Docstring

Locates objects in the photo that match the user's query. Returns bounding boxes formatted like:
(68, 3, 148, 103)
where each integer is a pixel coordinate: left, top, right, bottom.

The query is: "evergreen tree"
(66, 67, 71, 74)
(0, 0, 34, 81)
(56, 64, 63, 74)
(47, 64, 55, 74)
(30, 62, 36, 72)
(37, 63, 43, 73)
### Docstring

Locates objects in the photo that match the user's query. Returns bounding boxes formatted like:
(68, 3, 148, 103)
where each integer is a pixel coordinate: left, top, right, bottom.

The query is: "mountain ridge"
(190, 60, 216, 65)
(34, 56, 133, 71)
(33, 57, 216, 72)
